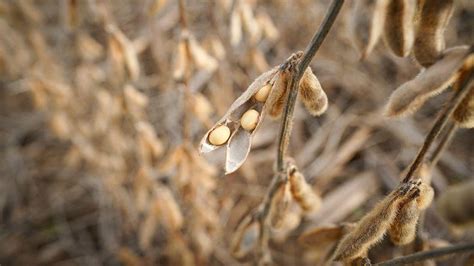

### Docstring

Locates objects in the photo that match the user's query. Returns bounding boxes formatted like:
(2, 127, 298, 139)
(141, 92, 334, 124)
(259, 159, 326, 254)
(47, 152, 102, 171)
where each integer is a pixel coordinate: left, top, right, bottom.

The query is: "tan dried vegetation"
(1, 0, 473, 265)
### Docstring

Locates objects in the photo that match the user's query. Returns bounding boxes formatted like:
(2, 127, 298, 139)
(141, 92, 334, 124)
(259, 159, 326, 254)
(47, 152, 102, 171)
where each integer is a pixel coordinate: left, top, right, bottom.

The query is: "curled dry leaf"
(332, 180, 424, 263)
(383, 0, 415, 57)
(106, 24, 140, 81)
(199, 67, 278, 174)
(385, 46, 471, 117)
(299, 67, 328, 116)
(388, 183, 434, 245)
(350, 0, 388, 59)
(413, 0, 454, 67)
(436, 180, 474, 227)
(288, 165, 321, 212)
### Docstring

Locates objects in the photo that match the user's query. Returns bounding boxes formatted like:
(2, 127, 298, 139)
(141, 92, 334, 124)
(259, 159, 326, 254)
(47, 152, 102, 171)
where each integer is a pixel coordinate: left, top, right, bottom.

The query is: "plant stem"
(403, 69, 473, 183)
(375, 242, 474, 266)
(429, 121, 457, 168)
(253, 0, 344, 263)
(276, 0, 345, 172)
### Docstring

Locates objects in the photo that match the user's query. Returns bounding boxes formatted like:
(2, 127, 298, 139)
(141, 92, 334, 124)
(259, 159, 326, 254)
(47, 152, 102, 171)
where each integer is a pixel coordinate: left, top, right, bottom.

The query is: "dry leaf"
(383, 0, 416, 57)
(413, 0, 454, 67)
(385, 46, 471, 117)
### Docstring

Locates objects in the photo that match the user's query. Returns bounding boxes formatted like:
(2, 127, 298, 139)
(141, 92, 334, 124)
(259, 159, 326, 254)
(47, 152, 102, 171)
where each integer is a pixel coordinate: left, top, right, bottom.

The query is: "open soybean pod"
(385, 46, 471, 117)
(383, 0, 416, 57)
(200, 67, 279, 174)
(350, 0, 388, 59)
(413, 0, 454, 67)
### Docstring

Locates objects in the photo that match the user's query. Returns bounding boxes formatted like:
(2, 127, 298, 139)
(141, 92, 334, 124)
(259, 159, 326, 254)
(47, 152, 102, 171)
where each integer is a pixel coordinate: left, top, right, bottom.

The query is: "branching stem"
(253, 0, 344, 263)
(403, 69, 472, 183)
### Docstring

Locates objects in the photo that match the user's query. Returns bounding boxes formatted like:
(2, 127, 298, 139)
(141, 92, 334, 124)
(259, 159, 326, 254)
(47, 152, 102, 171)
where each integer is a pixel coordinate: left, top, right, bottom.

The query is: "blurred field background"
(0, 0, 473, 265)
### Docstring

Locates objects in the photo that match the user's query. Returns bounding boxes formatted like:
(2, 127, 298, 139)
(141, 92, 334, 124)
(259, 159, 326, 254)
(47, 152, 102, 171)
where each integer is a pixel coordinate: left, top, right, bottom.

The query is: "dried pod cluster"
(332, 180, 434, 264)
(350, 0, 455, 64)
(388, 182, 434, 245)
(231, 161, 322, 260)
(200, 52, 328, 174)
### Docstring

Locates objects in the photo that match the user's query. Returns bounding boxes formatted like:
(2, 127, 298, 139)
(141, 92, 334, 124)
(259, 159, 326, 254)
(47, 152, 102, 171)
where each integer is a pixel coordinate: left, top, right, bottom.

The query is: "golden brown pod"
(383, 0, 416, 57)
(332, 180, 422, 263)
(453, 85, 474, 128)
(385, 46, 470, 117)
(288, 166, 321, 212)
(413, 0, 454, 67)
(299, 67, 328, 116)
(388, 183, 434, 245)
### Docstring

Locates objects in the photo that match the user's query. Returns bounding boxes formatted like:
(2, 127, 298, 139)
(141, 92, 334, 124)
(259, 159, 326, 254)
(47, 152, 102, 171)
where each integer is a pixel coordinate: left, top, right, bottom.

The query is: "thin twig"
(429, 121, 458, 168)
(375, 242, 474, 266)
(276, 0, 345, 172)
(403, 69, 473, 183)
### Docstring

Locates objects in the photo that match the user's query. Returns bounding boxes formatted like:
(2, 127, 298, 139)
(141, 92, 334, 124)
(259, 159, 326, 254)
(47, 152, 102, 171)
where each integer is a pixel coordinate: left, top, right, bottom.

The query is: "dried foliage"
(1, 0, 473, 266)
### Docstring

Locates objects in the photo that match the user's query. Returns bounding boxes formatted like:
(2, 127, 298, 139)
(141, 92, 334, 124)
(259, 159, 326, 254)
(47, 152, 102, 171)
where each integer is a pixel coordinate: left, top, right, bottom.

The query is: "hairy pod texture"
(413, 0, 454, 67)
(383, 0, 416, 57)
(453, 85, 474, 128)
(388, 183, 434, 245)
(288, 166, 321, 212)
(385, 46, 470, 117)
(332, 180, 423, 263)
(299, 67, 328, 116)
